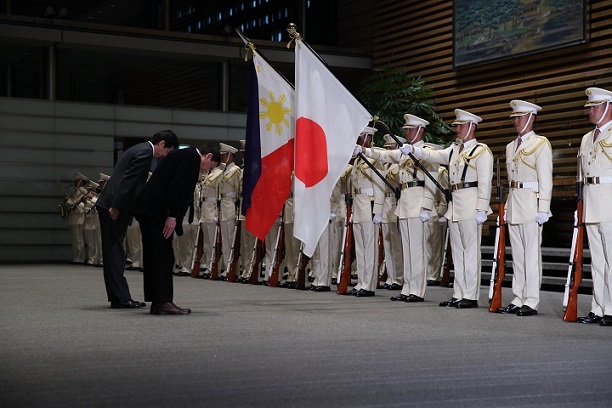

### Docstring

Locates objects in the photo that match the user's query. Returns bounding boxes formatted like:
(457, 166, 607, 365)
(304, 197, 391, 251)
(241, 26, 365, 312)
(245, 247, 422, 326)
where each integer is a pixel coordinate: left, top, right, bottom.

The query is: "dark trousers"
(138, 214, 175, 304)
(98, 208, 132, 303)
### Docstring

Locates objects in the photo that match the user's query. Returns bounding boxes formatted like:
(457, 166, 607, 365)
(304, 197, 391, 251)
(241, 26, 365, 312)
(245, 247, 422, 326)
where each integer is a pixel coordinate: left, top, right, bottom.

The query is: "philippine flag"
(242, 52, 295, 240)
(294, 39, 371, 257)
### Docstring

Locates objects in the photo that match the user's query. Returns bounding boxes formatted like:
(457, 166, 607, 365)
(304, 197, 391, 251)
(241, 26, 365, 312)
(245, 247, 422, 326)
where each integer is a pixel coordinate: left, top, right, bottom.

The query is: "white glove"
(373, 213, 383, 225)
(535, 212, 550, 225)
(329, 211, 337, 222)
(353, 145, 363, 157)
(419, 210, 431, 223)
(475, 210, 487, 224)
(438, 216, 447, 224)
(399, 144, 413, 155)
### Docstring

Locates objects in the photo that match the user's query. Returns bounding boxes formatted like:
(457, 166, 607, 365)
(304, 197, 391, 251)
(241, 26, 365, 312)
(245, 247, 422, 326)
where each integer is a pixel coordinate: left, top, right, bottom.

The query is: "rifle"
(225, 218, 241, 282)
(248, 238, 264, 284)
(376, 223, 384, 289)
(190, 223, 204, 278)
(208, 204, 222, 280)
(295, 244, 310, 290)
(439, 223, 452, 287)
(337, 194, 354, 295)
(489, 159, 507, 313)
(563, 155, 584, 322)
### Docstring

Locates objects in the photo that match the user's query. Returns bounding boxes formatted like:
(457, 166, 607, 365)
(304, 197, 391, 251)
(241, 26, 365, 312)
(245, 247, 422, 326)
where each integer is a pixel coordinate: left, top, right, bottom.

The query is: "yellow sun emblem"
(260, 90, 291, 135)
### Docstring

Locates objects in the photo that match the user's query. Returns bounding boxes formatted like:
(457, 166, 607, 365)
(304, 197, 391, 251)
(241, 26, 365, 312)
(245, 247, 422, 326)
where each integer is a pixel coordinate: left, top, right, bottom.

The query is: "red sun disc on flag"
(295, 117, 328, 187)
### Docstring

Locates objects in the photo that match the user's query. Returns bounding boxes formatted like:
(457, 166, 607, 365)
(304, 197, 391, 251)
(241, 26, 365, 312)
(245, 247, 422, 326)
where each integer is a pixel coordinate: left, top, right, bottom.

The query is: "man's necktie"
(515, 137, 522, 152)
(459, 144, 464, 154)
(594, 128, 601, 142)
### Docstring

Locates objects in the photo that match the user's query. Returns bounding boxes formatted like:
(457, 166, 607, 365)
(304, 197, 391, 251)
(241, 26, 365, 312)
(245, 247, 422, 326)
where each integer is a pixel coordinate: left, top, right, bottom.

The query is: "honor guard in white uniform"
(497, 100, 552, 316)
(425, 165, 449, 285)
(406, 109, 493, 308)
(578, 87, 612, 326)
(362, 115, 438, 303)
(198, 162, 223, 277)
(379, 134, 404, 290)
(218, 143, 242, 278)
(348, 126, 385, 297)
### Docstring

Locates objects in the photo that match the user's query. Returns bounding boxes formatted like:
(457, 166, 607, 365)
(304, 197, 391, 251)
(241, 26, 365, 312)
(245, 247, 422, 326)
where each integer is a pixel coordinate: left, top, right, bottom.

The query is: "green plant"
(359, 65, 452, 146)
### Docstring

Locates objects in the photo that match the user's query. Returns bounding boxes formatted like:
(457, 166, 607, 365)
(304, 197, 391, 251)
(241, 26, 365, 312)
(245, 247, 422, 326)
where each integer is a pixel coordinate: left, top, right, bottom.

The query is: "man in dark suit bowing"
(136, 145, 221, 315)
(96, 130, 179, 309)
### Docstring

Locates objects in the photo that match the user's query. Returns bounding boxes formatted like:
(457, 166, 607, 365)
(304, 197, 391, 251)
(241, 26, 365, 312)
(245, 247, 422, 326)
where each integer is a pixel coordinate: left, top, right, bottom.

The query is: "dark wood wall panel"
(370, 0, 612, 193)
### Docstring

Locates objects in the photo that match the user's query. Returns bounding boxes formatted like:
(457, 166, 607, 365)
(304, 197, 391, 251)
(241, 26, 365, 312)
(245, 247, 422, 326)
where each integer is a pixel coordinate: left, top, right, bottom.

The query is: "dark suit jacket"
(135, 147, 201, 236)
(96, 141, 154, 213)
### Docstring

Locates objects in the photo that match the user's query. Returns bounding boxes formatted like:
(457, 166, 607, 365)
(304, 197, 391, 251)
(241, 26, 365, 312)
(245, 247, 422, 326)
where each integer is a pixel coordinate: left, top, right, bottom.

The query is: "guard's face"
(454, 123, 469, 139)
(512, 115, 530, 134)
(589, 103, 607, 125)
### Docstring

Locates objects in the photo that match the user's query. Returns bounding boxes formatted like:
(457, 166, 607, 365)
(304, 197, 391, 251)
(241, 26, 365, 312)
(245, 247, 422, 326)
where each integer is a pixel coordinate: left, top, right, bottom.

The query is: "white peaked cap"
(402, 114, 429, 128)
(239, 140, 246, 152)
(360, 126, 378, 136)
(509, 100, 542, 117)
(451, 109, 482, 125)
(383, 133, 406, 146)
(75, 171, 88, 180)
(219, 143, 238, 154)
(99, 173, 110, 181)
(584, 87, 612, 107)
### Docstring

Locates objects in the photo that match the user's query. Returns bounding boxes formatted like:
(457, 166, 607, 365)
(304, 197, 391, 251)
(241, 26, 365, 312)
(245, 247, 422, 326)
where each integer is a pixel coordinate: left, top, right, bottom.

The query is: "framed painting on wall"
(453, 0, 587, 69)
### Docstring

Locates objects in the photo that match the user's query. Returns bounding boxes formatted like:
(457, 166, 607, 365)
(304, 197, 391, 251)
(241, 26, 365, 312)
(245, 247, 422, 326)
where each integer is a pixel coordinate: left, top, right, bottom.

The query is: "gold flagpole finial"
(235, 29, 257, 61)
(286, 23, 302, 48)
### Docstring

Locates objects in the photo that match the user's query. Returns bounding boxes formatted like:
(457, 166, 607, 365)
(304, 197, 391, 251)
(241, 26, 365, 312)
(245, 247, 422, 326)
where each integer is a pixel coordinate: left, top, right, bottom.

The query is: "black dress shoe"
(406, 294, 424, 303)
(348, 288, 358, 296)
(516, 305, 537, 316)
(578, 312, 603, 324)
(427, 280, 440, 286)
(382, 283, 391, 290)
(390, 293, 409, 301)
(111, 299, 146, 309)
(455, 299, 478, 309)
(355, 289, 375, 297)
(439, 297, 460, 307)
(389, 283, 402, 290)
(497, 303, 521, 314)
(349, 281, 358, 286)
(313, 286, 331, 292)
(599, 315, 612, 326)
(331, 278, 337, 285)
(151, 302, 191, 315)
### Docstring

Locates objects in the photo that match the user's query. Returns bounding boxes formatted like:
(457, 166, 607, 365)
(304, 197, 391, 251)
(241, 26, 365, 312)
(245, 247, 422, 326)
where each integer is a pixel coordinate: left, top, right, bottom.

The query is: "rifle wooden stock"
(225, 220, 241, 282)
(563, 199, 584, 322)
(489, 159, 506, 313)
(488, 208, 506, 313)
(191, 224, 204, 278)
(208, 221, 222, 280)
(336, 204, 353, 295)
(440, 224, 451, 287)
(248, 238, 264, 284)
(268, 220, 284, 287)
(295, 248, 310, 290)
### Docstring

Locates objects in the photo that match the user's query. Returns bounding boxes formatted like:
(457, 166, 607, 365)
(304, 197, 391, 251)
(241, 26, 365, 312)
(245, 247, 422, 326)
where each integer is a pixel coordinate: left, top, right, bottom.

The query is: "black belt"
(401, 180, 425, 189)
(451, 181, 478, 191)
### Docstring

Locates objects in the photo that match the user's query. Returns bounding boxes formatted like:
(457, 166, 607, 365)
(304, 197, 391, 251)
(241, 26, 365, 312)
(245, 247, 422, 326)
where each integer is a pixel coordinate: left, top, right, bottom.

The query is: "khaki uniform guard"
(425, 165, 449, 284)
(330, 164, 352, 284)
(66, 172, 88, 264)
(348, 127, 385, 296)
(219, 143, 242, 277)
(497, 100, 552, 316)
(280, 175, 301, 287)
(578, 87, 612, 326)
(410, 109, 493, 308)
(198, 165, 223, 275)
